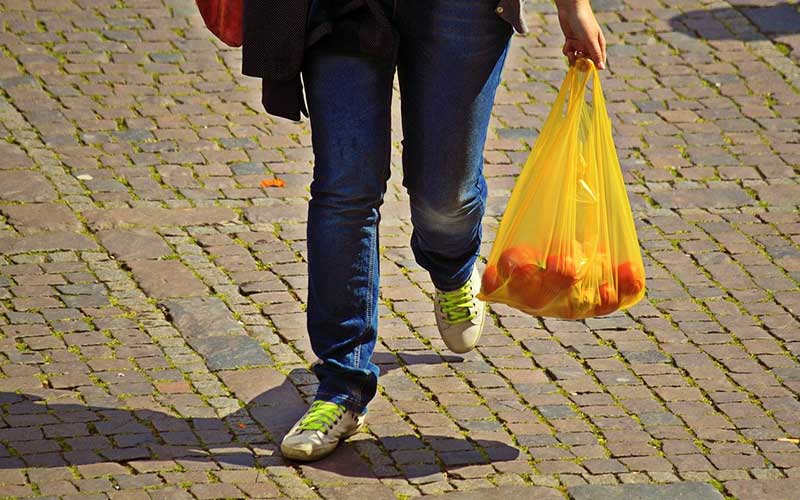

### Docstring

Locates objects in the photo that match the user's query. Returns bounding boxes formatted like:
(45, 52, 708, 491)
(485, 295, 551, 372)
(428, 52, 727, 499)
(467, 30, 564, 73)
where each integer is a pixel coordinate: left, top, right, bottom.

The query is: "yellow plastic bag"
(477, 59, 645, 319)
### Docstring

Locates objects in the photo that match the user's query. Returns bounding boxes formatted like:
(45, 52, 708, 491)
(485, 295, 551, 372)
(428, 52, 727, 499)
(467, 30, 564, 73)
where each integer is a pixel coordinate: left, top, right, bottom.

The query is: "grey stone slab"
(160, 296, 245, 338)
(317, 484, 396, 500)
(638, 412, 683, 426)
(773, 367, 800, 381)
(0, 171, 56, 202)
(725, 478, 800, 500)
(742, 3, 800, 35)
(84, 178, 128, 192)
(83, 207, 238, 230)
(650, 187, 755, 209)
(0, 203, 82, 235)
(57, 283, 108, 295)
(230, 162, 265, 175)
(126, 260, 206, 299)
(218, 367, 290, 404)
(97, 229, 171, 260)
(429, 485, 565, 499)
(623, 350, 670, 364)
(569, 482, 723, 500)
(299, 446, 377, 485)
(0, 144, 33, 169)
(244, 201, 306, 224)
(753, 184, 800, 207)
(0, 231, 97, 254)
(188, 336, 270, 371)
(538, 405, 576, 419)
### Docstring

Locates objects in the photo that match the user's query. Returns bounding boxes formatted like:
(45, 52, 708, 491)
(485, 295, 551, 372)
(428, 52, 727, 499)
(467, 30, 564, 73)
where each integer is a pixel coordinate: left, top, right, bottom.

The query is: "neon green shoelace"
(297, 401, 345, 433)
(439, 281, 477, 324)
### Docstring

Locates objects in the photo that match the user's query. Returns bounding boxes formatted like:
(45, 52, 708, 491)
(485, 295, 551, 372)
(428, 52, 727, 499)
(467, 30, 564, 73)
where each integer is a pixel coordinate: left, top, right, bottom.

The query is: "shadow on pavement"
(0, 354, 520, 479)
(669, 2, 800, 41)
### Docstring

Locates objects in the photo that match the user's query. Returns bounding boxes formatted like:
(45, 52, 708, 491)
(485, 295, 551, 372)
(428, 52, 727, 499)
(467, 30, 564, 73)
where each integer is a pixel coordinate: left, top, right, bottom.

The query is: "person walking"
(259, 0, 607, 461)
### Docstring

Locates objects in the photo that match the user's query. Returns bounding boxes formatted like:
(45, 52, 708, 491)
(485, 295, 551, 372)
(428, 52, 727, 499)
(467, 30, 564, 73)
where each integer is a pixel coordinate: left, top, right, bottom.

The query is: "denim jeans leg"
(302, 47, 394, 414)
(396, 0, 513, 291)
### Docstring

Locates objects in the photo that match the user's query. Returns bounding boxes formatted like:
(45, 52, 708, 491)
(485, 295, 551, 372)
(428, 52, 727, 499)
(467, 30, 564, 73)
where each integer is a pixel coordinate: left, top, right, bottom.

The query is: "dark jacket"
(242, 0, 527, 121)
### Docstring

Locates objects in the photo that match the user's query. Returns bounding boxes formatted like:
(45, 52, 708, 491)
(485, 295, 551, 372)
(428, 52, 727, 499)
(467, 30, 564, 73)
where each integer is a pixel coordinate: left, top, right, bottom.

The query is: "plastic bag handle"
(531, 58, 597, 153)
(565, 59, 598, 120)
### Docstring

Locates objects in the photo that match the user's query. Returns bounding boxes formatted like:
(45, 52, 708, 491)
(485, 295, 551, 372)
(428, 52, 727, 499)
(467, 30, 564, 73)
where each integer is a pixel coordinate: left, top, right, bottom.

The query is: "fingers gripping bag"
(477, 59, 645, 320)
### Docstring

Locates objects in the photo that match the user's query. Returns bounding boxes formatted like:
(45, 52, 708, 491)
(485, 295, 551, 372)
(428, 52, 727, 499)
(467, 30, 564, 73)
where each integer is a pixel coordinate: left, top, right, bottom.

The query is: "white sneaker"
(434, 267, 486, 354)
(280, 400, 365, 461)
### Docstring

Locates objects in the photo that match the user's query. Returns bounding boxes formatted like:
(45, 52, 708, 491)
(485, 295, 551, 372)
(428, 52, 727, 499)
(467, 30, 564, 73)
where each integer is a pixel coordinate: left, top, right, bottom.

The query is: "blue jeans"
(304, 0, 512, 414)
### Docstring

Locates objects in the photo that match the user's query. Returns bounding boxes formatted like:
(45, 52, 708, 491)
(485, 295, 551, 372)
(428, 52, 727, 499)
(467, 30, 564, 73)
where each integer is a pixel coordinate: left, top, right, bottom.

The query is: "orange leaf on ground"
(260, 178, 286, 188)
(237, 423, 247, 429)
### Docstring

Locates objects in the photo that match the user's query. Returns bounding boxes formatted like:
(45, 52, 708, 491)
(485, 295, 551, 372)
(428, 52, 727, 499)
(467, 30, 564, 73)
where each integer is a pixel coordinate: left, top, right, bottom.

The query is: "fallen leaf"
(237, 423, 247, 429)
(778, 437, 800, 444)
(260, 178, 285, 188)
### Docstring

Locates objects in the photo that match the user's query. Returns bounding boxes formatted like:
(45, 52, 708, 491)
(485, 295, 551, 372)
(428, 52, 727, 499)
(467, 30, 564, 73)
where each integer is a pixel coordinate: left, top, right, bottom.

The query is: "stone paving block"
(741, 3, 800, 34)
(190, 483, 244, 499)
(724, 478, 800, 500)
(569, 482, 724, 500)
(0, 144, 33, 170)
(300, 445, 377, 485)
(236, 481, 282, 498)
(752, 184, 800, 207)
(218, 367, 289, 403)
(0, 231, 97, 254)
(429, 485, 566, 499)
(147, 486, 195, 500)
(97, 229, 172, 260)
(189, 335, 271, 370)
(650, 187, 756, 209)
(0, 170, 57, 202)
(0, 203, 82, 234)
(245, 202, 307, 224)
(83, 207, 238, 230)
(160, 296, 245, 337)
(126, 260, 207, 299)
(317, 483, 396, 500)
(229, 377, 308, 435)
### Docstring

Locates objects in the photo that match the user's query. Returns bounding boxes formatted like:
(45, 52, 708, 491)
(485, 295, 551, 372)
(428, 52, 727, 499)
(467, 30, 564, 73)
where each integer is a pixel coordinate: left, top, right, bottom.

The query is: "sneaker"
(434, 266, 486, 354)
(280, 400, 365, 461)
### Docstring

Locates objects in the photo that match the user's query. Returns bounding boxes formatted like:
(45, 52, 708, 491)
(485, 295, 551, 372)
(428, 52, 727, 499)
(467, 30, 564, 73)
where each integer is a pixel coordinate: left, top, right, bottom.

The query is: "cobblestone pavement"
(0, 0, 798, 498)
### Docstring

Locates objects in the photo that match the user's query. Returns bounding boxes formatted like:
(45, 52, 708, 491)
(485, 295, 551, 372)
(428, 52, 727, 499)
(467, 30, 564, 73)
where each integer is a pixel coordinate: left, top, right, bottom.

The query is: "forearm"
(555, 0, 590, 10)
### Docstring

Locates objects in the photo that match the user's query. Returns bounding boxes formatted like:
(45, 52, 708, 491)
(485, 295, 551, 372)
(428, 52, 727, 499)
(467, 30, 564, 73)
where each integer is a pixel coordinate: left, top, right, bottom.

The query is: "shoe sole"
(280, 440, 339, 462)
(280, 418, 366, 462)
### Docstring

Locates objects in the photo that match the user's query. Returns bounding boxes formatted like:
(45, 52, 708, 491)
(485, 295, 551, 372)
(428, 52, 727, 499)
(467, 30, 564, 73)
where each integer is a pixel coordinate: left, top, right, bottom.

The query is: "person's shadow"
(669, 2, 800, 42)
(0, 351, 520, 480)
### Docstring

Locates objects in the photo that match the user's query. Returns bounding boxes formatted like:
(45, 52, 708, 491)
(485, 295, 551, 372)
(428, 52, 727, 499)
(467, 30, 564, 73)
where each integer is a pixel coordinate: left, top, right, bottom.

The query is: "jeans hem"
(314, 391, 367, 415)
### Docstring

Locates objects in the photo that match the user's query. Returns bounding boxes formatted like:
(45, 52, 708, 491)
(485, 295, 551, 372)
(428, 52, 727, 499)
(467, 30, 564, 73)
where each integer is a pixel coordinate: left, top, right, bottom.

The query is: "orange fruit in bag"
(498, 245, 541, 280)
(617, 261, 645, 298)
(508, 264, 553, 310)
(497, 245, 554, 310)
(594, 282, 619, 316)
(542, 253, 580, 292)
(481, 264, 502, 295)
